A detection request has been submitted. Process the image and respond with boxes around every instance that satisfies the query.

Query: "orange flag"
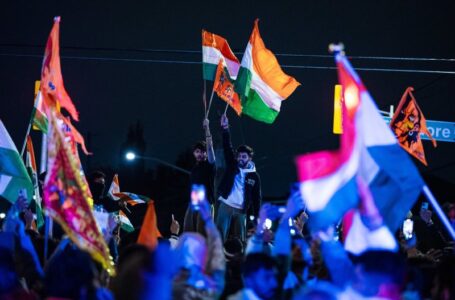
[41,17,79,121]
[137,201,162,250]
[213,60,242,115]
[390,87,437,166]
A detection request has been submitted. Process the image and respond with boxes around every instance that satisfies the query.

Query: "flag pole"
[205,88,215,119]
[20,123,32,157]
[223,102,230,115]
[422,185,455,240]
[203,80,207,116]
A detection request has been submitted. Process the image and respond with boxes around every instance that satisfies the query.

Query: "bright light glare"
[125,152,136,161]
[264,218,272,230]
[0,213,6,219]
[344,85,359,111]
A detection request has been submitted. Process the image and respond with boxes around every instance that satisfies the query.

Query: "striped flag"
[296,50,423,232]
[118,210,134,232]
[25,136,44,228]
[31,90,48,133]
[202,30,240,81]
[235,19,300,124]
[0,120,33,204]
[107,174,120,200]
[113,192,150,206]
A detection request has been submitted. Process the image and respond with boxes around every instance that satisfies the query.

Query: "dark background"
[1,1,455,233]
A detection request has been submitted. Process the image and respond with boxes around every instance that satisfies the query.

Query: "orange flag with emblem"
[214,61,242,115]
[390,87,436,166]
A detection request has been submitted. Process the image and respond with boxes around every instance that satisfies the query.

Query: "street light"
[124,151,190,175]
[125,151,136,161]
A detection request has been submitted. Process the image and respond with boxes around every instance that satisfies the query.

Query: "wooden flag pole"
[423,185,455,240]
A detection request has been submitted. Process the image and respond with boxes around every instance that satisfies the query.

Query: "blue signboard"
[383,117,455,142]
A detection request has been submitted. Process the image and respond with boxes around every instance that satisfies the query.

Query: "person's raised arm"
[203,118,216,164]
[220,114,235,164]
[198,197,225,296]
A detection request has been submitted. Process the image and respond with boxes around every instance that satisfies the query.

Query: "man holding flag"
[216,114,261,243]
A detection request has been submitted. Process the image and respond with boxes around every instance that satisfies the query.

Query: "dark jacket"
[217,128,261,217]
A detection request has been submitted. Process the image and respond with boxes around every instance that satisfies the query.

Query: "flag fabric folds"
[25,136,44,228]
[296,51,424,232]
[202,30,240,81]
[43,112,114,274]
[31,91,49,133]
[390,87,436,166]
[108,174,120,200]
[137,201,162,249]
[0,120,33,204]
[214,61,242,115]
[118,210,134,232]
[235,19,300,124]
[113,192,150,206]
[40,17,79,121]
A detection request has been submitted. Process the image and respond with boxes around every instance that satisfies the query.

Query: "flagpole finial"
[329,43,345,55]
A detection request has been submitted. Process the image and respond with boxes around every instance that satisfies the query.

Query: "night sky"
[1,0,455,201]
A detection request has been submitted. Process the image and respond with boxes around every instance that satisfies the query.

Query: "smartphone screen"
[191,184,205,210]
[403,219,413,240]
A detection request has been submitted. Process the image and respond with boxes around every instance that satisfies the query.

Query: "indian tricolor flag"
[119,210,134,232]
[32,82,49,133]
[113,192,150,206]
[26,136,44,229]
[202,30,240,81]
[108,174,120,200]
[0,120,33,204]
[235,19,300,124]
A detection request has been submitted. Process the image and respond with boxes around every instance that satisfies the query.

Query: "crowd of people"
[0,114,454,300]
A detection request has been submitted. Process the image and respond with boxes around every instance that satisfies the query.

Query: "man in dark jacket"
[216,114,261,243]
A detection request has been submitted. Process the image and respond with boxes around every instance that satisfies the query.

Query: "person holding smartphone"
[183,118,216,234]
[216,114,262,243]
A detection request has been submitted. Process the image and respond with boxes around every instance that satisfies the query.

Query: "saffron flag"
[137,201,162,249]
[296,50,423,232]
[214,61,242,115]
[390,87,436,166]
[25,136,44,228]
[202,30,240,81]
[108,174,120,200]
[113,192,150,206]
[43,112,114,275]
[40,17,79,121]
[0,121,33,204]
[235,19,300,124]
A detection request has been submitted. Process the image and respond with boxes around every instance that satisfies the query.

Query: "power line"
[1,53,455,75]
[1,43,455,62]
